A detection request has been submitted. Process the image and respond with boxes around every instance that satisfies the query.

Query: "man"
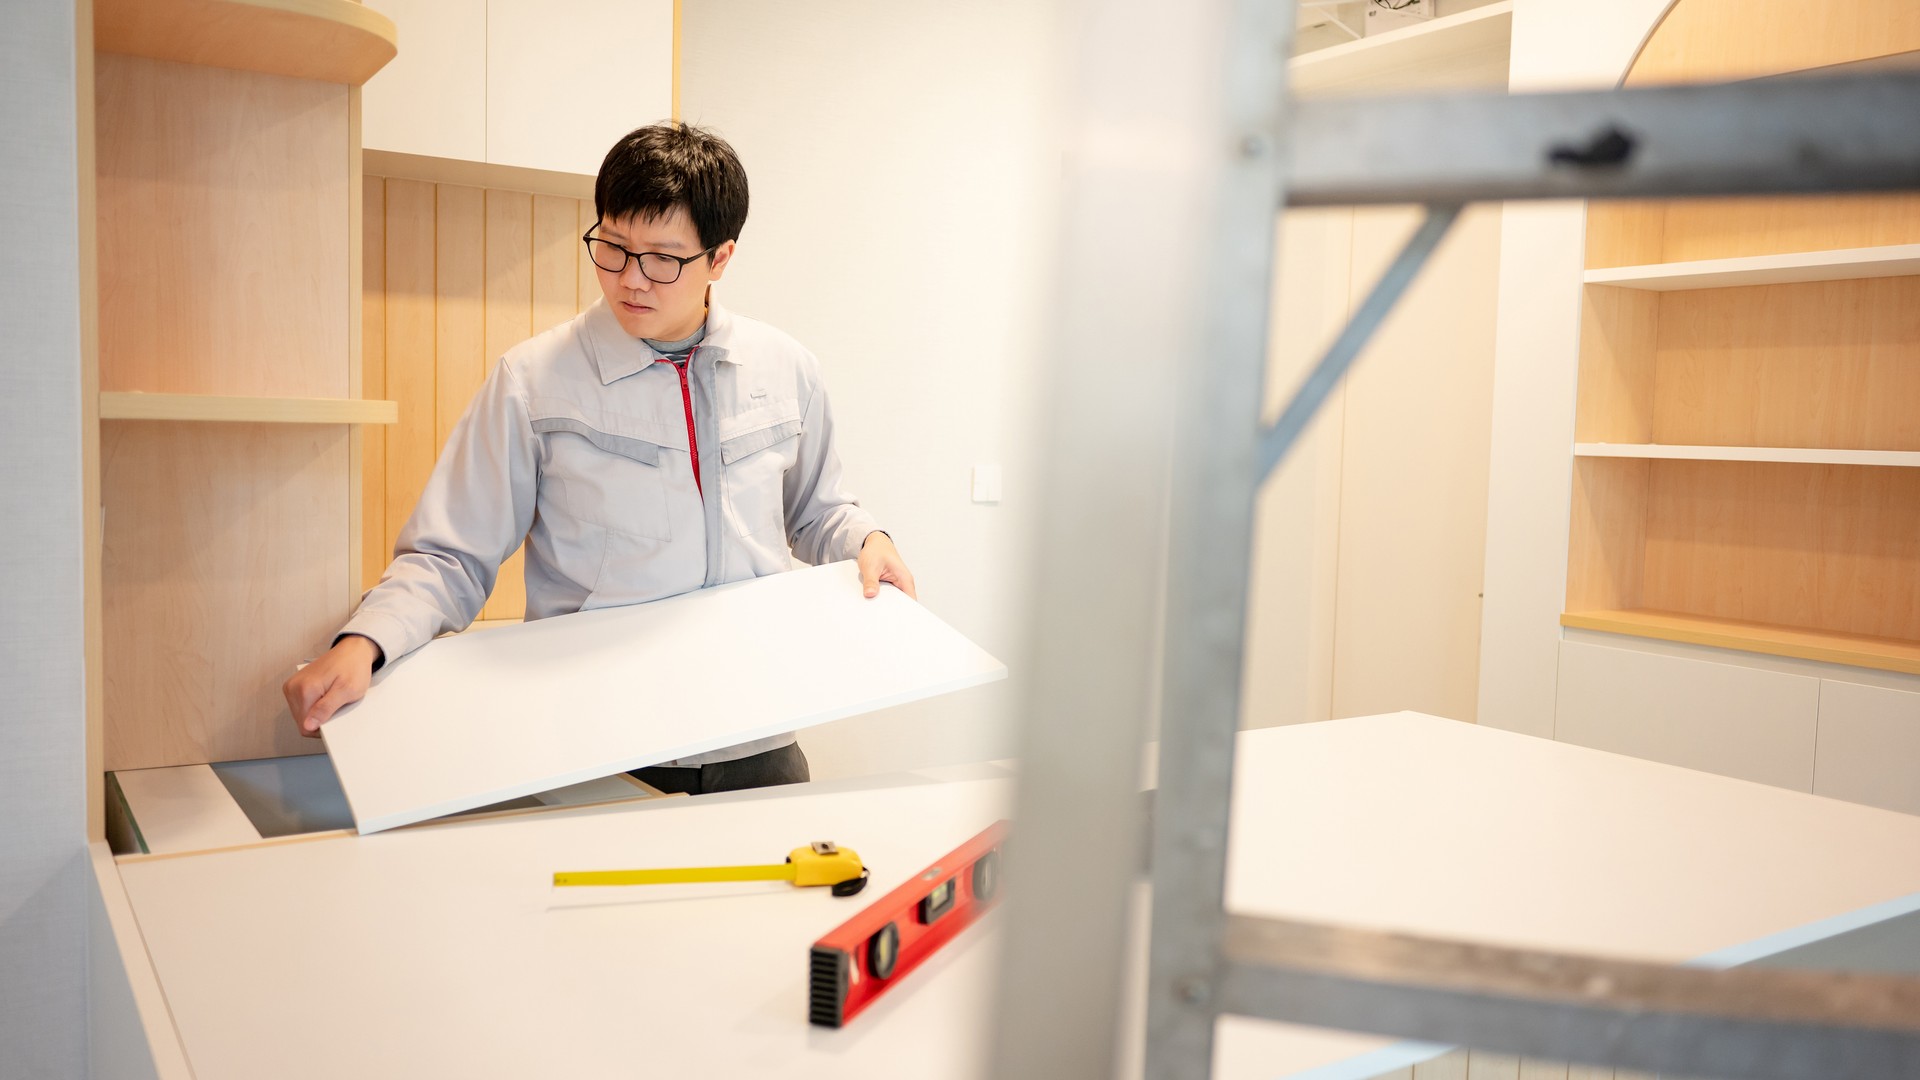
[281,122,913,794]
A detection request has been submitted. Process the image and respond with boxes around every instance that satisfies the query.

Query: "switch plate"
[971,464,1003,504]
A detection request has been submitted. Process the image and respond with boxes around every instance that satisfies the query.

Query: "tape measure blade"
[552,863,796,887]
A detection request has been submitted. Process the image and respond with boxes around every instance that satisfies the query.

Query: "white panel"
[120,716,1920,1078]
[323,560,1007,832]
[1554,640,1819,790]
[360,0,487,162]
[487,0,671,175]
[1243,207,1351,730]
[1476,0,1680,738]
[88,844,189,1080]
[113,764,263,854]
[1332,204,1502,723]
[1815,679,1920,815]
[678,0,1059,779]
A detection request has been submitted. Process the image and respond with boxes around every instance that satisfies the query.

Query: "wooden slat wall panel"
[434,186,486,454]
[382,179,438,593]
[361,178,598,622]
[1641,460,1920,641]
[1651,278,1920,451]
[480,189,534,620]
[361,177,387,592]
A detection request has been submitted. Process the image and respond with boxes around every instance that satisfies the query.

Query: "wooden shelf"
[363,150,596,202]
[1562,609,1920,676]
[100,392,398,425]
[1584,244,1920,291]
[94,0,397,86]
[1291,2,1512,96]
[1575,443,1920,468]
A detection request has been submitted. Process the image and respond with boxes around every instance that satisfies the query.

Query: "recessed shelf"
[100,392,398,425]
[1291,2,1512,96]
[1584,244,1920,291]
[1562,609,1920,677]
[1574,443,1920,468]
[94,0,397,87]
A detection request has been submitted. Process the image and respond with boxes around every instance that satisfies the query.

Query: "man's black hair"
[594,122,749,251]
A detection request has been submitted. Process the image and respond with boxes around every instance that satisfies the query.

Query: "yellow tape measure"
[553,841,871,897]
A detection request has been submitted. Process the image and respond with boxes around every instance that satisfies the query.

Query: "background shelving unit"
[92,0,396,772]
[1562,8,1920,677]
[1291,1,1512,96]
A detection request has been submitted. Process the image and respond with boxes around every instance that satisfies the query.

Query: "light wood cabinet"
[91,1,397,771]
[1561,0,1920,678]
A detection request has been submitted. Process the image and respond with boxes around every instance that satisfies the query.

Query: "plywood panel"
[1564,456,1649,618]
[95,55,348,398]
[1627,0,1920,86]
[1640,461,1920,641]
[1555,639,1819,790]
[1650,278,1920,451]
[322,562,1006,832]
[361,176,387,593]
[435,185,486,452]
[1582,201,1665,270]
[103,423,347,770]
[1573,285,1658,443]
[1656,194,1920,263]
[382,178,436,571]
[1814,679,1920,815]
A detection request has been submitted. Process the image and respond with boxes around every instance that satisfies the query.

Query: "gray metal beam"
[1217,914,1920,1080]
[1287,72,1920,206]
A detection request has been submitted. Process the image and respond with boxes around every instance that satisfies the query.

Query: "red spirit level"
[808,820,1010,1027]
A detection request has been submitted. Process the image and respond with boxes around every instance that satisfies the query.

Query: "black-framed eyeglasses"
[582,226,716,285]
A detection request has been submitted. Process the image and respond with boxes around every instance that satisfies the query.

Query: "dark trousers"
[629,741,810,796]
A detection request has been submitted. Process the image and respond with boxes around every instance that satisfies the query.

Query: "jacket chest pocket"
[533,416,673,541]
[719,411,803,538]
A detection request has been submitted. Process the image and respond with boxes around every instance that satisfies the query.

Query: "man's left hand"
[857,532,917,600]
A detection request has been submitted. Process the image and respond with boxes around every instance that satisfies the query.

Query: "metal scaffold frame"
[987,2,1920,1078]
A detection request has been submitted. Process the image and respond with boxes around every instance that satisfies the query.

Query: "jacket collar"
[582,294,743,386]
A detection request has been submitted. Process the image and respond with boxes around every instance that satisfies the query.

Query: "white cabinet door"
[1815,680,1920,816]
[1554,640,1819,790]
[361,0,488,163]
[486,0,673,176]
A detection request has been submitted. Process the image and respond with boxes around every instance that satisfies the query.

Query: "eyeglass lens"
[585,239,691,284]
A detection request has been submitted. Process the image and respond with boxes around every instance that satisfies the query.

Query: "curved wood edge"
[95,0,398,86]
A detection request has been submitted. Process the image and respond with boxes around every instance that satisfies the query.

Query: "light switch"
[971,464,1003,504]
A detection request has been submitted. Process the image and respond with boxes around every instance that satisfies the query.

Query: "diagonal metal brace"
[1258,202,1461,482]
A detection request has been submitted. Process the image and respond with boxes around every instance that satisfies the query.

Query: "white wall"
[1476,0,1676,736]
[1,0,90,1073]
[678,1,1060,778]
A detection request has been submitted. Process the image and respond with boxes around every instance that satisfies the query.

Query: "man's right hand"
[282,635,381,738]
